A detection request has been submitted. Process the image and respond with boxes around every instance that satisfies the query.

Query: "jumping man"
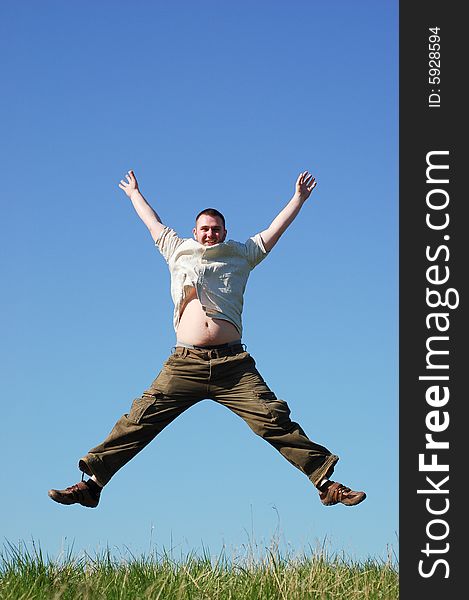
[48,169,366,509]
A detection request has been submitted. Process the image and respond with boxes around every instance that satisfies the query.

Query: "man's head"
[193,208,227,246]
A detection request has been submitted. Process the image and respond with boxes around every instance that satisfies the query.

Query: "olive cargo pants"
[80,345,339,488]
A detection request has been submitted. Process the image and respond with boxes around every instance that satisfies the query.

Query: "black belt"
[174,343,245,359]
[186,341,240,350]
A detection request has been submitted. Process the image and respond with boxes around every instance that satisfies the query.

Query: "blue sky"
[1,1,397,563]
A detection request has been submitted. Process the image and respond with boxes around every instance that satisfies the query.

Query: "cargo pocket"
[128,393,159,424]
[254,390,291,424]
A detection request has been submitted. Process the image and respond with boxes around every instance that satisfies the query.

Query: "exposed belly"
[176,288,240,346]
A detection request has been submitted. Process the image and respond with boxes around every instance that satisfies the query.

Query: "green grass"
[0,540,398,599]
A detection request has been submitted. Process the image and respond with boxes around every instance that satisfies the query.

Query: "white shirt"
[155,226,269,335]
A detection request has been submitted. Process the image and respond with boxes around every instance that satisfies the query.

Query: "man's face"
[193,214,227,246]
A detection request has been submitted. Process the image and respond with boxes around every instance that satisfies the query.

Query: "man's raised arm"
[260,171,317,252]
[118,170,166,243]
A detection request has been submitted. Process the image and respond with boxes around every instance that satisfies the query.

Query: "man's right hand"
[117,169,165,242]
[118,170,139,199]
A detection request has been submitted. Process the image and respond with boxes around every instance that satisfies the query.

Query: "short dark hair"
[195,208,226,229]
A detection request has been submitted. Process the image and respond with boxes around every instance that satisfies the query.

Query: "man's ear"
[192,227,197,239]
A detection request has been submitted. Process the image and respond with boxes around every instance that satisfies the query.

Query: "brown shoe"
[48,479,101,508]
[319,481,366,506]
